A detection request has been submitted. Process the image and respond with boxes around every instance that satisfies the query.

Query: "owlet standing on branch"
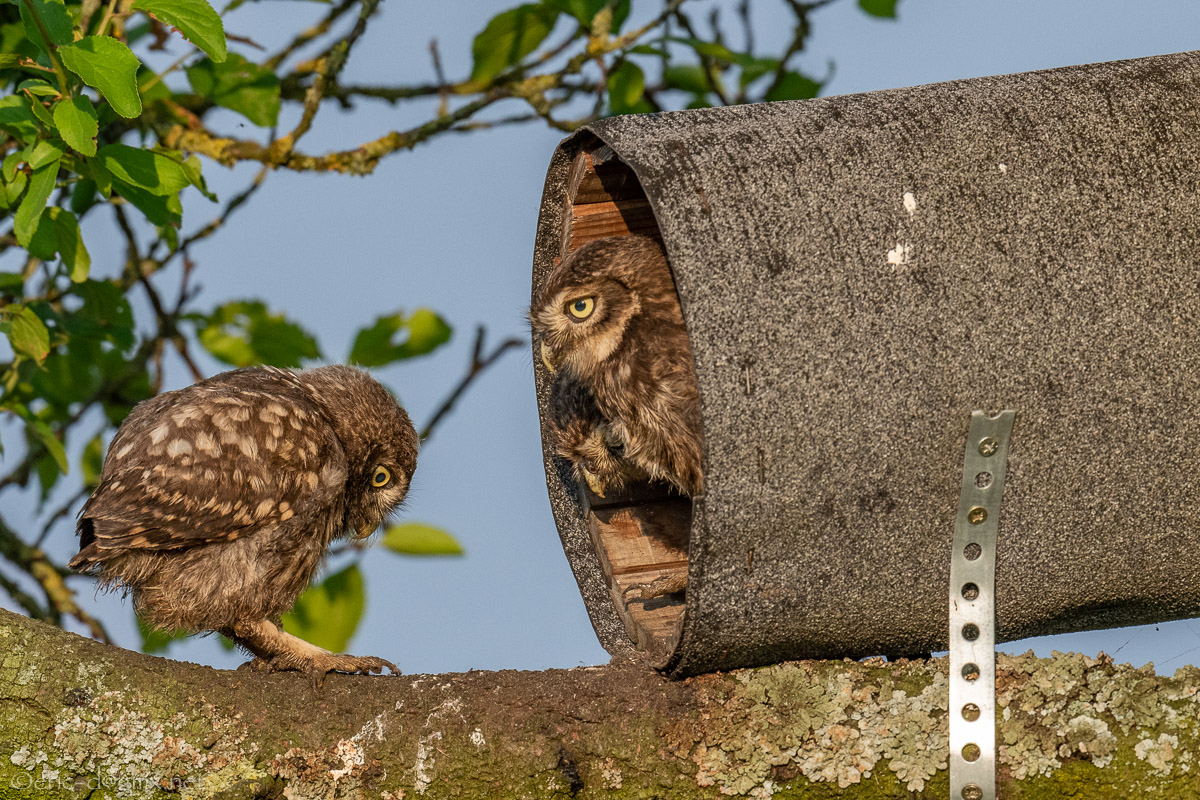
[532,235,704,498]
[70,364,418,678]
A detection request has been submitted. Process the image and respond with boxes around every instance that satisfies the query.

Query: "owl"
[69,364,418,678]
[532,235,703,498]
[548,375,646,499]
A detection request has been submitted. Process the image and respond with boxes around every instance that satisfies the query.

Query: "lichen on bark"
[1,609,1198,799]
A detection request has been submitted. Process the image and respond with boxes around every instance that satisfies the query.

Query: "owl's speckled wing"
[71,373,347,568]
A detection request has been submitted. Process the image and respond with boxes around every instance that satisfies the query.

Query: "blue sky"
[7,0,1200,675]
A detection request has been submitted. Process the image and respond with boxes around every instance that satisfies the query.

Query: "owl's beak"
[353,522,377,539]
[540,341,557,374]
[582,468,606,498]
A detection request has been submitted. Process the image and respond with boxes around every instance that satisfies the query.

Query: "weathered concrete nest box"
[531,50,1200,677]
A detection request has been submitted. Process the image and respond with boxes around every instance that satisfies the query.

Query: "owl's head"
[530,235,672,381]
[297,365,419,539]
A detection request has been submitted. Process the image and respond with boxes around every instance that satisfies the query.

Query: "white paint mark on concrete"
[887,243,912,266]
[903,191,917,217]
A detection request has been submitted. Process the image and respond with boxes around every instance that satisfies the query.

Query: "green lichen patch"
[674,658,950,796]
[3,687,269,800]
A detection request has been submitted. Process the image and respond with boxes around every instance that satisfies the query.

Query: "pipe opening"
[556,141,691,663]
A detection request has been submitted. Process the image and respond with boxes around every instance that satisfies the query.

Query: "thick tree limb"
[1,609,1198,798]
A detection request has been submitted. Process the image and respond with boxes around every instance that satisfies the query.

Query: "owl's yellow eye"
[371,466,391,488]
[566,296,595,320]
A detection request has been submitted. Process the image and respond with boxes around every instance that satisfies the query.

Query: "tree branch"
[419,327,523,443]
[1,608,1197,798]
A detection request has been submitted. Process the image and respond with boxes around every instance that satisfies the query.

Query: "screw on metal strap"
[949,410,1015,800]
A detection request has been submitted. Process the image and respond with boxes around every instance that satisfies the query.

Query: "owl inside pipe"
[70,364,417,679]
[531,235,704,498]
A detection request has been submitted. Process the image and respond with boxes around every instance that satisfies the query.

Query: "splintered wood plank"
[613,573,686,655]
[568,150,645,205]
[586,498,689,659]
[568,199,661,251]
[587,499,690,576]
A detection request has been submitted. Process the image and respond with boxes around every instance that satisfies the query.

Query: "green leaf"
[25,205,58,260]
[71,279,136,349]
[764,70,820,102]
[0,94,41,141]
[470,3,559,84]
[13,151,59,247]
[179,153,216,201]
[858,0,898,18]
[0,54,22,70]
[18,79,60,98]
[739,57,779,89]
[137,614,189,654]
[348,308,452,367]
[52,96,98,156]
[663,64,717,95]
[544,0,628,31]
[607,60,644,114]
[114,180,182,226]
[27,139,63,169]
[59,37,144,119]
[3,304,50,362]
[186,54,279,127]
[25,93,56,130]
[132,0,227,62]
[51,207,89,281]
[282,565,364,653]
[381,522,465,556]
[669,36,740,64]
[70,176,98,214]
[18,0,73,54]
[96,143,190,196]
[82,433,104,487]
[195,300,321,368]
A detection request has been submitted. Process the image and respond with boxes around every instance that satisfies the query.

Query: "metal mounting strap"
[949,410,1015,800]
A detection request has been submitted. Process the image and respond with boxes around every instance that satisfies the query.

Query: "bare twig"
[419,327,523,443]
[430,39,450,117]
[271,0,384,163]
[262,0,359,73]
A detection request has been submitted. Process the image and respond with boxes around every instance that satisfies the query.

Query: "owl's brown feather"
[548,375,646,498]
[73,376,343,563]
[532,235,703,496]
[71,364,418,678]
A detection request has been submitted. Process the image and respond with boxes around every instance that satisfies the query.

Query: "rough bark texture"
[1,609,1198,799]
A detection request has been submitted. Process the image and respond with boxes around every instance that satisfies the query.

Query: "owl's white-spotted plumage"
[72,364,417,677]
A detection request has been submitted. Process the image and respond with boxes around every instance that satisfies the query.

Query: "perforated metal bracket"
[949,410,1015,800]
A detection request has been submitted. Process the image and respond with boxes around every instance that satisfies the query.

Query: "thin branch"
[271,0,383,163]
[18,0,70,96]
[35,485,90,547]
[262,0,359,73]
[430,39,450,117]
[673,9,731,105]
[419,327,523,443]
[165,90,509,175]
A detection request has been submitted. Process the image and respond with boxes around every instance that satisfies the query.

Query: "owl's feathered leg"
[229,619,398,684]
